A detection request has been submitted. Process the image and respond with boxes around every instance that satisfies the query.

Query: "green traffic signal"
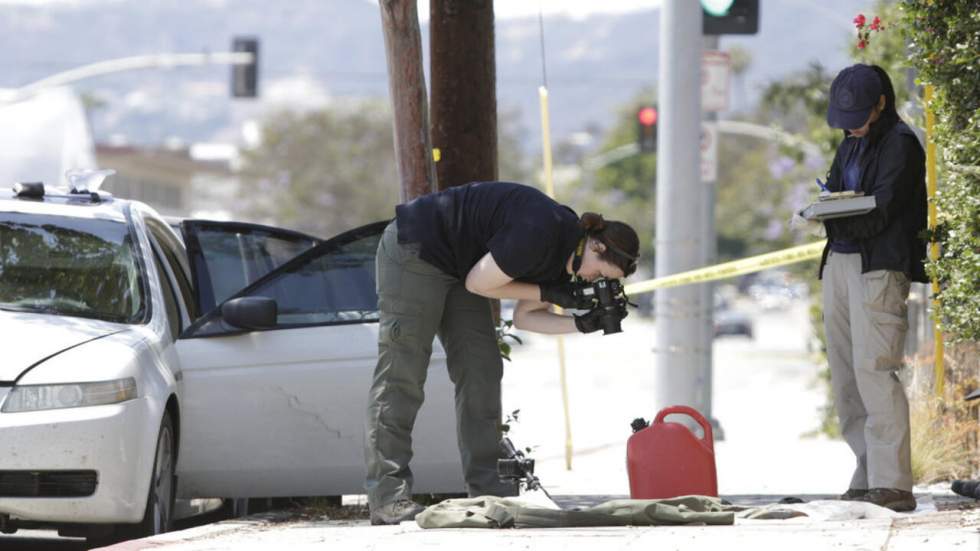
[701,0,735,17]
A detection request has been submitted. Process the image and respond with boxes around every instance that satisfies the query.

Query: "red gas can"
[626,405,717,499]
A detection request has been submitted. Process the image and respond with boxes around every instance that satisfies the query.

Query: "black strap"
[570,238,585,277]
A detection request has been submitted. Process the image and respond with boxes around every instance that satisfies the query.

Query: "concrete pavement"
[96,505,979,551]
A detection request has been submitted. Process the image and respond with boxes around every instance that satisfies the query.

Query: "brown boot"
[839,488,868,501]
[858,488,917,512]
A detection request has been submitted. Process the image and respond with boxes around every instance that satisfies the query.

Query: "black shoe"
[370,499,425,526]
[952,480,980,499]
[839,488,868,501]
[857,488,916,512]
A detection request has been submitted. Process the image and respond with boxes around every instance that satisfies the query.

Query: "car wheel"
[130,412,177,538]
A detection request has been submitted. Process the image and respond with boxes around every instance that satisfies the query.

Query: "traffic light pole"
[654,1,708,422]
[0,51,255,104]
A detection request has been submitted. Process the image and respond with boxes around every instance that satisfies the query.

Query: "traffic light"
[702,0,759,35]
[231,36,260,98]
[636,106,658,153]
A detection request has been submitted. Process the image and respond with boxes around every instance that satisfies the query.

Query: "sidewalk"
[97,505,979,551]
[98,301,980,550]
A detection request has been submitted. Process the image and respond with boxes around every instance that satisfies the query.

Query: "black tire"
[129,412,177,537]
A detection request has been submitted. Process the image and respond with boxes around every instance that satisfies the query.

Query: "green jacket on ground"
[416,495,739,529]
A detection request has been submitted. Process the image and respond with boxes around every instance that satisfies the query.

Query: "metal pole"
[654,0,705,417]
[1,52,254,104]
[700,35,719,436]
[538,87,574,471]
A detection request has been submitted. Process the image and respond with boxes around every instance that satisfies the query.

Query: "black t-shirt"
[395,181,582,283]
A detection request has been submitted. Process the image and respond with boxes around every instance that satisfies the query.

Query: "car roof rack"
[11,181,114,204]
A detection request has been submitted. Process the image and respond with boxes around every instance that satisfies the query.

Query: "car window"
[151,247,181,339]
[249,229,381,326]
[182,222,319,314]
[0,212,145,323]
[183,221,386,338]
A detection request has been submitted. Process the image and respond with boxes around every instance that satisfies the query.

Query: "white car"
[0,183,462,541]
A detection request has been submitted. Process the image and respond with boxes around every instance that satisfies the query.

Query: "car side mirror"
[221,296,277,330]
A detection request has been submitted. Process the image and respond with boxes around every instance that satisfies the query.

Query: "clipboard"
[799,192,876,221]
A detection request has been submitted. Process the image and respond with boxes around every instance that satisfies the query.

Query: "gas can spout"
[630,418,650,433]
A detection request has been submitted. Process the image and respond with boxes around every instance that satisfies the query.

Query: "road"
[499,295,852,496]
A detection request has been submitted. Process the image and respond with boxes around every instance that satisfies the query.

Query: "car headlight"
[1,378,137,413]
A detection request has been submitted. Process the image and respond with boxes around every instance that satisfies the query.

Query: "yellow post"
[538,85,574,470]
[925,85,944,397]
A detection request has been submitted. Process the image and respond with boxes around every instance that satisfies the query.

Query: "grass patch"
[910,382,978,485]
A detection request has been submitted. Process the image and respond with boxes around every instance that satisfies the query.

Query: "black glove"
[573,308,603,334]
[540,281,592,309]
[574,303,628,334]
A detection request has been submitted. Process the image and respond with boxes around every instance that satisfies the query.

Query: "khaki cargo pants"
[823,251,912,492]
[364,221,516,510]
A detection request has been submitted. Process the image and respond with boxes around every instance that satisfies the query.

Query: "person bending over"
[365,181,639,525]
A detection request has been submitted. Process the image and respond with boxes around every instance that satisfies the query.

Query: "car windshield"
[0,212,144,323]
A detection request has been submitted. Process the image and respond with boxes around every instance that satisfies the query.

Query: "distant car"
[0,183,461,542]
[713,309,753,339]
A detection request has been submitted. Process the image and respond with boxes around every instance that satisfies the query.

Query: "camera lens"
[600,311,622,334]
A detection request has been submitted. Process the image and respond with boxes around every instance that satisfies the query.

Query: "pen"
[816,178,829,193]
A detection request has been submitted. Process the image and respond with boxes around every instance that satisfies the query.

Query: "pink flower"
[853,13,866,28]
[870,16,881,31]
[857,40,867,49]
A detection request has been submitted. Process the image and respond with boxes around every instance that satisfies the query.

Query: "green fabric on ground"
[416,495,740,529]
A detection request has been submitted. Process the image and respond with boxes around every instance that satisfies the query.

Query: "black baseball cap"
[827,64,883,130]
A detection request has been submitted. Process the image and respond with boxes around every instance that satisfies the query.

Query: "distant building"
[96,143,240,218]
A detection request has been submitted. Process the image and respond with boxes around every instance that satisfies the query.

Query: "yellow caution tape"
[624,240,827,296]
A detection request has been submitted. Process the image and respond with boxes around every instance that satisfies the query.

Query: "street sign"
[701,122,718,182]
[701,51,730,113]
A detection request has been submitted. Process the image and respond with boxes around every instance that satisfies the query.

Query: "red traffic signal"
[637,106,658,127]
[636,106,658,153]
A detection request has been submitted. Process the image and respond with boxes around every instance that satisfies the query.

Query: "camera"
[497,437,551,498]
[586,278,630,335]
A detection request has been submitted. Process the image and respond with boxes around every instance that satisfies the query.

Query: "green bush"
[903,1,980,341]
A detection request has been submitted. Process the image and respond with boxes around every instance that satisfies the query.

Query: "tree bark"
[430,0,497,190]
[379,0,437,201]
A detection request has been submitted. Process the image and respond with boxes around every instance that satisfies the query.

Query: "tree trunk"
[379,0,437,201]
[430,0,497,190]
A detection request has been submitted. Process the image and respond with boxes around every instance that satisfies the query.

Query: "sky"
[423,0,662,21]
[1,0,662,18]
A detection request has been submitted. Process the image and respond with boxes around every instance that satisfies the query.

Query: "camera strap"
[571,238,586,276]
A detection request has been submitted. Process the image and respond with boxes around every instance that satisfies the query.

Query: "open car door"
[173,221,462,498]
[179,220,322,314]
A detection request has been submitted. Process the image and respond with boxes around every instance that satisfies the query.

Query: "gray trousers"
[822,251,912,491]
[365,222,516,508]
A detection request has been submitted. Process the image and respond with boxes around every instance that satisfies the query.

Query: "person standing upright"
[819,64,928,512]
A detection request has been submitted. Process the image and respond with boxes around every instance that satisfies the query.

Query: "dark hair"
[864,65,899,146]
[579,212,640,277]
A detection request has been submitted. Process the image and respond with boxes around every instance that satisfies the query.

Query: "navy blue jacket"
[818,115,929,283]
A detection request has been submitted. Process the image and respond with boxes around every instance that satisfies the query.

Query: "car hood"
[0,310,128,382]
